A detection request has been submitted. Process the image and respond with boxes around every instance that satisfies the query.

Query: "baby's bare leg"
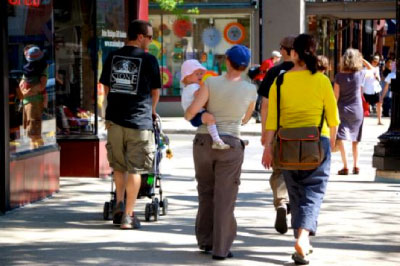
[201,112,216,125]
[201,112,230,149]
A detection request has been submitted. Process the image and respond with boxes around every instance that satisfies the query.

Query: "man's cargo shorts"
[105,121,155,174]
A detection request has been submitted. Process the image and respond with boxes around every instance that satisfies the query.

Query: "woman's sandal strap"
[338,168,349,175]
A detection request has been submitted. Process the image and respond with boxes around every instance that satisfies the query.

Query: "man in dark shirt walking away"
[258,35,296,234]
[100,20,161,229]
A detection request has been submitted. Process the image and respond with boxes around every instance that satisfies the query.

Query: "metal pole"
[372,1,400,179]
[259,0,263,63]
[94,0,98,136]
[389,0,400,133]
[1,0,11,214]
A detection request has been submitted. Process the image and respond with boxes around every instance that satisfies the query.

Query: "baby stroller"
[103,114,171,222]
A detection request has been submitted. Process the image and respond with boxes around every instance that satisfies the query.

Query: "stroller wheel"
[145,203,151,222]
[161,198,168,216]
[153,202,159,221]
[103,202,110,220]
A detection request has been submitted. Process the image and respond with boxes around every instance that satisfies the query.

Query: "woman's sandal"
[353,167,360,175]
[292,251,310,265]
[338,168,349,175]
[292,245,313,265]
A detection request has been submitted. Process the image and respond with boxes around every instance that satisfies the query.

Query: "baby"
[180,59,229,149]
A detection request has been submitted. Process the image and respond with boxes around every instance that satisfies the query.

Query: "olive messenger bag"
[272,72,325,170]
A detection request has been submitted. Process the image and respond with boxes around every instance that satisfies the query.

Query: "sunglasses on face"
[143,34,153,40]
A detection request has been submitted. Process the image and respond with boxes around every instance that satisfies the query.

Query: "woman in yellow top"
[262,34,340,265]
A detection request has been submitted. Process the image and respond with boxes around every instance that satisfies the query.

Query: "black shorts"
[363,93,380,105]
[190,110,207,127]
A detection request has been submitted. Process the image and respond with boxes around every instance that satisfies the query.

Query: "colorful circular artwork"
[201,70,218,83]
[148,40,161,59]
[202,27,222,48]
[223,22,245,44]
[161,67,172,88]
[173,19,192,38]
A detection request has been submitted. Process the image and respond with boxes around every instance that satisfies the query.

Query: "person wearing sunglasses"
[99,20,161,230]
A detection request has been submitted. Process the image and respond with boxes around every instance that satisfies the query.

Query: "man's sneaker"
[112,201,125,225]
[212,142,230,150]
[275,204,288,234]
[120,214,141,229]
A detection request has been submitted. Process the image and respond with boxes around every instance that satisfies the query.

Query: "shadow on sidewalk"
[1,172,399,265]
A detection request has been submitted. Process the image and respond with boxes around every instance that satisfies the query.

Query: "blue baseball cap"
[225,45,251,67]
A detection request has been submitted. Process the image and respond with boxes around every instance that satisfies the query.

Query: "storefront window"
[183,0,251,2]
[149,14,251,96]
[54,0,96,136]
[7,0,56,154]
[96,0,129,120]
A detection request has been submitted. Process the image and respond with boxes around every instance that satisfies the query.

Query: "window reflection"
[8,1,56,153]
[54,0,96,136]
[96,0,129,121]
[149,14,251,97]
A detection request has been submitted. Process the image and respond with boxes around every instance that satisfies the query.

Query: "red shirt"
[254,58,275,81]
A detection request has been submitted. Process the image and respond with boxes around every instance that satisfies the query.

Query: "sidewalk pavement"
[1,116,400,266]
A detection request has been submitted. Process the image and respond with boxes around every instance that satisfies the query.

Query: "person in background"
[258,35,296,235]
[382,59,393,79]
[317,55,329,74]
[252,50,282,123]
[362,55,383,125]
[380,64,396,117]
[100,20,161,230]
[185,45,257,260]
[334,49,365,175]
[261,34,339,265]
[381,59,393,117]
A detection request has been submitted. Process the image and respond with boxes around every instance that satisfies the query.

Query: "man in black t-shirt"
[100,20,161,230]
[258,35,295,235]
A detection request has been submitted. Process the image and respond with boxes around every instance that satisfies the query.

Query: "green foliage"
[187,7,199,14]
[152,0,199,15]
[154,0,184,11]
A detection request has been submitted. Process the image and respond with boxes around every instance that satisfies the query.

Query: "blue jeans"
[282,137,331,238]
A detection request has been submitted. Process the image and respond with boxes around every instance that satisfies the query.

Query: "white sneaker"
[212,142,230,150]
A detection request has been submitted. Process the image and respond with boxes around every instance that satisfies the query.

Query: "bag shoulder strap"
[276,71,325,131]
[276,71,286,129]
[319,109,325,130]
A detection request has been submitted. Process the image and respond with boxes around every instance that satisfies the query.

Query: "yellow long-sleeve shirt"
[266,70,340,138]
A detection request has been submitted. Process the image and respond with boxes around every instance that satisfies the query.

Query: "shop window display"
[53,0,128,136]
[54,0,96,136]
[7,0,57,154]
[149,14,251,96]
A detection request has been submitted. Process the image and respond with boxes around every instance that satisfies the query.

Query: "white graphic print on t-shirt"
[110,55,142,95]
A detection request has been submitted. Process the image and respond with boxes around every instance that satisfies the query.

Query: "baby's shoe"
[212,141,230,150]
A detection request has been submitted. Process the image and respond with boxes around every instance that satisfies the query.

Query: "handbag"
[361,94,370,117]
[272,73,325,170]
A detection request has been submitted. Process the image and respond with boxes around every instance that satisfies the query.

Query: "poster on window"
[224,22,245,44]
[202,27,222,48]
[173,19,192,38]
